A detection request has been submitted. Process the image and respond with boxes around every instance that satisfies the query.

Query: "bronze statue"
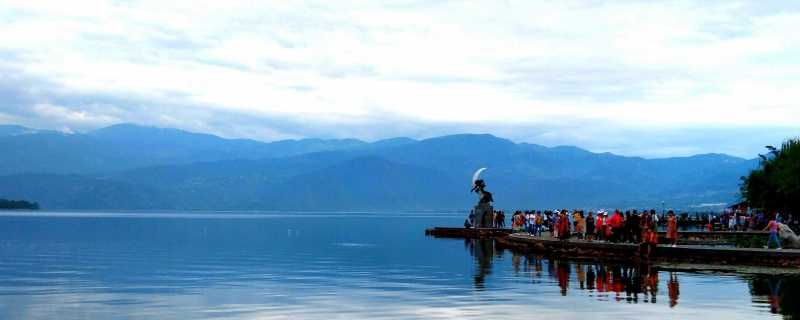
[470,168,495,228]
[471,179,494,204]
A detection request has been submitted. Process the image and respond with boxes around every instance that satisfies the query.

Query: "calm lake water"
[0,211,797,319]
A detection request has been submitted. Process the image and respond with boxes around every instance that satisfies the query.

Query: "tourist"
[558,210,571,241]
[629,210,642,243]
[596,212,607,241]
[551,211,559,238]
[641,210,652,231]
[729,213,737,231]
[609,210,623,243]
[604,212,613,241]
[575,211,585,240]
[740,213,748,231]
[496,211,505,228]
[517,211,527,232]
[763,215,782,250]
[650,209,658,229]
[585,212,595,241]
[526,211,535,235]
[623,211,631,243]
[641,226,658,259]
[534,211,544,237]
[572,210,580,234]
[666,210,678,247]
[468,210,475,228]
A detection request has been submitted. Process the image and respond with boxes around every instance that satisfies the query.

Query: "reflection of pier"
[501,233,800,268]
[426,227,800,268]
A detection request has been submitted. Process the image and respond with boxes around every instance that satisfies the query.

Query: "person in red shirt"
[666,210,678,247]
[641,226,658,259]
[557,210,571,240]
[763,215,782,250]
[609,210,623,242]
[596,212,606,241]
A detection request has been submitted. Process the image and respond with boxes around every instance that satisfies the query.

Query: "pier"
[501,233,800,268]
[426,227,799,268]
[425,227,512,238]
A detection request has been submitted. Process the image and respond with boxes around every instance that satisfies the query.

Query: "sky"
[1,0,799,158]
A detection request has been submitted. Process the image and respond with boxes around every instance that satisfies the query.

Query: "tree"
[0,199,40,210]
[741,138,800,214]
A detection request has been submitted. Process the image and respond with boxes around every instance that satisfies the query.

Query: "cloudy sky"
[1,1,799,158]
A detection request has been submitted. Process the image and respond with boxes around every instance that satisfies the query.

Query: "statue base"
[474,203,494,228]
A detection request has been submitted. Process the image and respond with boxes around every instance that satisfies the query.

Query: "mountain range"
[0,123,758,211]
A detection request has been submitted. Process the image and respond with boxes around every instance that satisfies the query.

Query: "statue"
[471,179,494,204]
[471,168,495,228]
[778,223,800,248]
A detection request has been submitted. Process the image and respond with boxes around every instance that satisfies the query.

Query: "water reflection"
[750,277,800,317]
[464,238,496,290]
[2,213,799,319]
[465,239,800,318]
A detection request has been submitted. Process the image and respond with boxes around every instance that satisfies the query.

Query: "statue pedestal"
[474,203,494,228]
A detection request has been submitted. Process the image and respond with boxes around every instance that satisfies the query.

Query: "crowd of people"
[466,206,791,251]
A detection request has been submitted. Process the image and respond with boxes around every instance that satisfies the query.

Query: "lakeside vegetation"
[0,199,40,210]
[741,138,800,214]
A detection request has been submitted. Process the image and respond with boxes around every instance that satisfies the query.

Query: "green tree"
[0,199,40,210]
[741,138,800,214]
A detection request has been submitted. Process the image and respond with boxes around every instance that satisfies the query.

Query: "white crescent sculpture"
[472,167,487,185]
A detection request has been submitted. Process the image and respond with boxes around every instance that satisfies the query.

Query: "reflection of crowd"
[471,242,793,317]
[513,254,681,307]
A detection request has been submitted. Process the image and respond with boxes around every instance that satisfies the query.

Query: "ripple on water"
[0,213,796,319]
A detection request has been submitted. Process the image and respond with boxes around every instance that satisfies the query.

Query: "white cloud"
[31,103,119,125]
[0,1,799,157]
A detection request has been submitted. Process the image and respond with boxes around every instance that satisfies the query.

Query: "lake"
[0,211,796,319]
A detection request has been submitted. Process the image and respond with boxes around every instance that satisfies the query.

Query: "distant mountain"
[0,174,168,210]
[0,123,759,210]
[0,124,53,136]
[0,123,367,175]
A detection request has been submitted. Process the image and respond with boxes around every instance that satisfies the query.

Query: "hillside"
[0,123,758,210]
[0,123,369,175]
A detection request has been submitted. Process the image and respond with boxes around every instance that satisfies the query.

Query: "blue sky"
[1,1,799,158]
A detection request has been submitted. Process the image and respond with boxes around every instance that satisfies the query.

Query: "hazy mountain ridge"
[0,124,54,136]
[0,123,372,175]
[0,123,758,210]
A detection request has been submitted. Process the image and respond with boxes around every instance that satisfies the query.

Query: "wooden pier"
[425,227,512,239]
[500,233,800,268]
[425,227,799,268]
